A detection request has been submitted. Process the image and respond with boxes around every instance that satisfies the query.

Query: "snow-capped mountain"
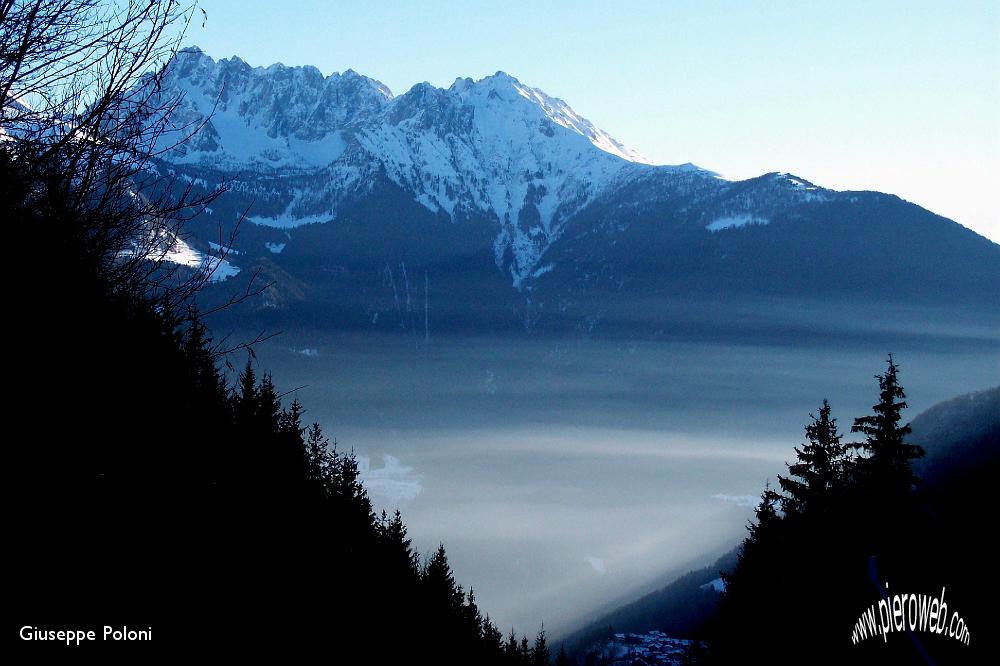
[149,48,999,333]
[155,47,664,286]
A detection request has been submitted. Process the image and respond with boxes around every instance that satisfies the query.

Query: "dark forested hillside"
[552,379,996,666]
[705,365,994,665]
[2,3,542,657]
[5,132,550,661]
[911,386,999,486]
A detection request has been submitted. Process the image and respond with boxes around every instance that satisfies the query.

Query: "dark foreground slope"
[5,148,532,661]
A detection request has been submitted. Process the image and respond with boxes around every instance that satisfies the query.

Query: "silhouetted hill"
[911,385,999,487]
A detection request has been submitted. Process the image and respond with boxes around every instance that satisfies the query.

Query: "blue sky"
[187,0,999,242]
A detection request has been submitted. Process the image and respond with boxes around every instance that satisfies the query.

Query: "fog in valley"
[235,304,999,635]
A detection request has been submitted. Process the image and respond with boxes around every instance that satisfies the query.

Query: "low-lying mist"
[230,307,998,635]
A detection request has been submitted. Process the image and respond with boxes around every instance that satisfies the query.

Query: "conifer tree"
[707,358,934,665]
[777,400,847,517]
[423,543,466,622]
[850,355,924,496]
[182,314,227,408]
[378,509,420,576]
[279,398,305,438]
[305,422,332,486]
[505,629,521,661]
[256,373,281,431]
[531,625,551,666]
[483,619,505,660]
[712,479,790,665]
[338,448,374,522]
[463,587,485,639]
[235,359,258,421]
[520,634,532,664]
[750,481,782,545]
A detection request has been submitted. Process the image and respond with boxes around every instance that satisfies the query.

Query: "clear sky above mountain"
[187,0,999,242]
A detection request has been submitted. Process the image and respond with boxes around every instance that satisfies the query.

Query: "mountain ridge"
[144,48,1000,332]
[155,47,684,286]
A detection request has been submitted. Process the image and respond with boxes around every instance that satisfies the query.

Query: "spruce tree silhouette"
[850,355,925,503]
[531,625,552,666]
[778,399,848,518]
[708,359,936,666]
[505,629,522,662]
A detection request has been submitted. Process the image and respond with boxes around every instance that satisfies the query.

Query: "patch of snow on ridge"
[157,234,240,282]
[248,211,332,228]
[159,234,202,268]
[706,214,770,232]
[208,240,239,254]
[202,255,241,281]
[777,172,818,190]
